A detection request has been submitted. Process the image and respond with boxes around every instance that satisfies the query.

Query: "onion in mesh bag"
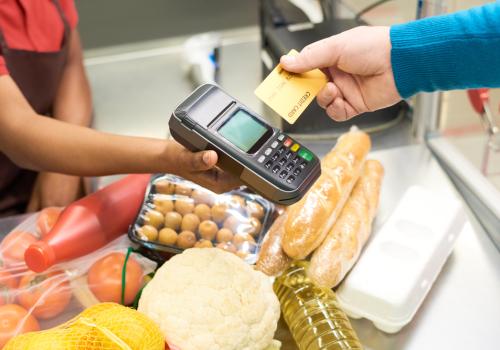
[3,303,164,350]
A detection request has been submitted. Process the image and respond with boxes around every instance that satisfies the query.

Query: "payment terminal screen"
[218,110,268,152]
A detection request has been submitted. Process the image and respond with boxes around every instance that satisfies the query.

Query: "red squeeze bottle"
[25,174,150,273]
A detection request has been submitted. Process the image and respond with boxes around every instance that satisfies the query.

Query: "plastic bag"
[0,208,61,268]
[0,214,156,348]
[129,174,277,264]
[24,174,151,273]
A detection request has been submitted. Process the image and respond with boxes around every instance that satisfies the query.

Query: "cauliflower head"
[138,248,280,350]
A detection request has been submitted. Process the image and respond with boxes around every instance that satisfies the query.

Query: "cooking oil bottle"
[274,261,362,350]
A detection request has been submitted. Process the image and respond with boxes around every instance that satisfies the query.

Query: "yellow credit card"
[254,49,328,124]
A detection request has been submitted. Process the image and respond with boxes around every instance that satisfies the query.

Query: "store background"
[74,0,498,127]
[74,0,499,190]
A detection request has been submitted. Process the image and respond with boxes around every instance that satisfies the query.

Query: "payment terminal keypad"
[257,134,315,185]
[170,83,321,205]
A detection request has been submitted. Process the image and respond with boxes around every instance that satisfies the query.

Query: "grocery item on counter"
[0,208,62,268]
[69,276,101,309]
[166,341,283,350]
[264,340,282,350]
[138,248,281,350]
[36,207,63,238]
[3,303,164,350]
[0,267,74,342]
[65,236,156,309]
[17,270,72,320]
[24,174,151,273]
[129,174,276,264]
[283,128,371,259]
[0,304,40,348]
[0,214,157,346]
[255,214,292,276]
[336,185,466,333]
[0,270,18,305]
[0,230,37,266]
[86,252,144,305]
[274,261,363,350]
[308,160,384,288]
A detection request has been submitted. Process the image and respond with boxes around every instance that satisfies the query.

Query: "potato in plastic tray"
[128,174,276,264]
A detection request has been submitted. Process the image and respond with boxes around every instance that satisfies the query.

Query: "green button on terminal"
[298,148,313,161]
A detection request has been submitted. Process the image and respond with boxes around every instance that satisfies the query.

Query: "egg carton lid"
[336,186,466,333]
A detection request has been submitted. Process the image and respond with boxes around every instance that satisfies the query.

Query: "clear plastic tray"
[128,174,277,264]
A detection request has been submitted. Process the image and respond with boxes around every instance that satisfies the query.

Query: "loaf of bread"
[282,129,371,260]
[255,214,292,276]
[307,160,384,288]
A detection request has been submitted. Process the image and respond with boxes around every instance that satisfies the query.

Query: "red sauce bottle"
[25,174,150,272]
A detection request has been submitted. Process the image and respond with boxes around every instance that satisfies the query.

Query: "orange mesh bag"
[3,303,164,350]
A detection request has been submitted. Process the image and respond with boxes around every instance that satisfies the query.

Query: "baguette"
[308,160,384,288]
[282,129,371,259]
[255,214,292,276]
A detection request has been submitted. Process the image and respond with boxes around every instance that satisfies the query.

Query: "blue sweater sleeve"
[390,2,500,98]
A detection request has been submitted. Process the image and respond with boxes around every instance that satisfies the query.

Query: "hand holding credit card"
[254,49,328,124]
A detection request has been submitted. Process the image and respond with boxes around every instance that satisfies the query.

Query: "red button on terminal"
[284,138,293,147]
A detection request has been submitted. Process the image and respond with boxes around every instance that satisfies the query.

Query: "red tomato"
[17,270,72,320]
[0,231,37,266]
[0,304,39,348]
[87,252,143,305]
[0,270,18,305]
[36,207,63,238]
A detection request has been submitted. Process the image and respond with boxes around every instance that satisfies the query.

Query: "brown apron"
[0,0,70,217]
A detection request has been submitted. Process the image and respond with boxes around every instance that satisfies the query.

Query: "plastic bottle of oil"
[274,261,362,350]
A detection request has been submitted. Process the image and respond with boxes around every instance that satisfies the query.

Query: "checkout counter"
[1,1,498,349]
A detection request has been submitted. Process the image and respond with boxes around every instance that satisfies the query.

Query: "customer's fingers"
[317,82,338,109]
[280,36,341,73]
[330,68,369,113]
[326,98,358,122]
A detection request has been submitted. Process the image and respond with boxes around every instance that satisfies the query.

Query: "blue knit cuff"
[390,2,500,99]
[390,21,457,99]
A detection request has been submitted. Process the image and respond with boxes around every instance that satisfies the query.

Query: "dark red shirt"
[0,0,78,75]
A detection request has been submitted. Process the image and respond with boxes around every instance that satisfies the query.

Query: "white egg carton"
[336,185,466,333]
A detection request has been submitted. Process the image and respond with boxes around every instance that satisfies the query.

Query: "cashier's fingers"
[317,82,338,109]
[27,184,41,212]
[195,168,242,194]
[177,148,218,172]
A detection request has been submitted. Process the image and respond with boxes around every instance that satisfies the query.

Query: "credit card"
[254,49,328,124]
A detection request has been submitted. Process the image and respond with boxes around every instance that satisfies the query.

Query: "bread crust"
[308,160,384,288]
[282,130,371,259]
[255,214,291,276]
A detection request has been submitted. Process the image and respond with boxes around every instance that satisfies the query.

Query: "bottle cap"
[24,241,56,273]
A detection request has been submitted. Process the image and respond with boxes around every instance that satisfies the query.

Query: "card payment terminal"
[169,84,321,205]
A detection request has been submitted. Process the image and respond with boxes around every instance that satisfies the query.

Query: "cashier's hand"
[27,172,83,212]
[165,141,241,193]
[280,26,401,121]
